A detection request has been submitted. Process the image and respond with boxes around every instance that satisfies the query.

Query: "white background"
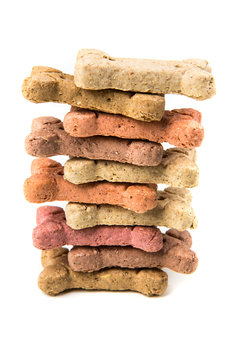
[1,1,239,359]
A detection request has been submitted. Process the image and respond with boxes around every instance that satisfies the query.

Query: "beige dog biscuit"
[74,49,216,100]
[64,148,199,188]
[22,66,165,121]
[38,248,168,296]
[66,187,197,231]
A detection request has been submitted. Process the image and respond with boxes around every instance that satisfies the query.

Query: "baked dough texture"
[38,248,168,296]
[64,147,199,188]
[63,107,204,148]
[68,229,198,274]
[33,206,163,252]
[25,117,163,166]
[65,187,197,231]
[22,66,165,121]
[24,158,158,213]
[74,49,216,100]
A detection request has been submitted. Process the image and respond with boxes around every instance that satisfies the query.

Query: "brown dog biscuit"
[66,187,197,231]
[64,147,199,188]
[74,49,215,100]
[64,107,204,148]
[22,66,165,122]
[38,248,168,296]
[33,206,163,252]
[25,117,163,166]
[68,229,198,274]
[24,158,158,213]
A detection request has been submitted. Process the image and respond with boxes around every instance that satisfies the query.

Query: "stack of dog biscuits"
[23,50,215,296]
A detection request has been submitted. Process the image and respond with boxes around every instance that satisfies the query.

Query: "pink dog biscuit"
[25,117,163,166]
[24,158,158,213]
[68,229,198,274]
[33,206,163,252]
[64,108,204,148]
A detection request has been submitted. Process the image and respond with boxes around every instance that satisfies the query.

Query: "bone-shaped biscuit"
[25,117,163,166]
[24,158,158,213]
[64,107,204,148]
[68,229,198,274]
[38,248,168,296]
[74,49,216,100]
[33,206,163,252]
[64,147,199,188]
[22,66,165,122]
[66,187,197,231]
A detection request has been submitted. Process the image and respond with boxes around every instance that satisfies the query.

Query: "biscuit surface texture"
[74,49,216,100]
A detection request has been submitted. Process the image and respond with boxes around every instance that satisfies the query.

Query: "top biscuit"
[74,49,216,100]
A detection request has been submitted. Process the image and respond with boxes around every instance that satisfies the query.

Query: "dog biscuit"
[38,248,168,296]
[66,187,197,231]
[24,158,158,213]
[22,66,165,121]
[25,117,163,166]
[68,229,198,274]
[64,147,199,188]
[64,107,204,148]
[33,206,163,252]
[74,49,215,100]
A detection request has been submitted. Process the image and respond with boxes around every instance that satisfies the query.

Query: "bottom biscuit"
[38,248,168,296]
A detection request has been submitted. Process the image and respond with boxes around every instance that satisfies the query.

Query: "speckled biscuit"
[33,206,163,252]
[22,66,165,122]
[24,158,158,213]
[64,107,204,148]
[38,248,168,296]
[68,229,198,274]
[64,148,199,188]
[25,117,163,166]
[66,187,197,231]
[74,49,216,100]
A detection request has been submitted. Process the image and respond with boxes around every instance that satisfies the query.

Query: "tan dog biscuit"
[64,148,199,188]
[24,158,158,213]
[68,229,198,274]
[38,248,168,296]
[64,107,204,148]
[25,117,163,166]
[74,49,216,100]
[22,66,165,121]
[66,187,197,231]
